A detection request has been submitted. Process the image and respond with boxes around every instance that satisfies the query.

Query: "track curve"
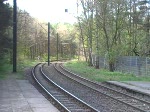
[32,63,99,112]
[52,62,150,112]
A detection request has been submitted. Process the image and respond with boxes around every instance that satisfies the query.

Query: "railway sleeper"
[57,99,72,102]
[120,98,135,102]
[56,96,72,99]
[68,106,90,109]
[68,108,91,112]
[115,96,123,99]
[64,102,86,109]
[129,102,144,106]
[131,104,146,108]
[50,91,62,94]
[53,95,68,98]
[136,105,150,110]
[63,102,76,105]
[52,93,66,97]
[63,104,85,109]
[123,100,138,103]
[53,93,66,95]
[59,99,72,102]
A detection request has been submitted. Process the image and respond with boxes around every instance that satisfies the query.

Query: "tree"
[138,0,150,56]
[17,10,48,59]
[0,0,11,31]
[93,0,128,71]
[0,0,12,62]
[53,23,77,59]
[76,0,150,72]
[79,0,94,66]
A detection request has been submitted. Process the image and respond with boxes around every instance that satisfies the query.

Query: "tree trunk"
[95,55,100,69]
[88,49,93,66]
[78,18,88,62]
[109,62,115,72]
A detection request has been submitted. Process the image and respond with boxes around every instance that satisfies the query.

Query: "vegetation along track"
[32,63,99,112]
[50,62,150,112]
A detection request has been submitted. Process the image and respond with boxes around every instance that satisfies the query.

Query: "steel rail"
[59,63,150,111]
[32,63,99,112]
[40,64,100,112]
[32,63,70,112]
[104,81,150,98]
[59,63,150,105]
[52,63,149,112]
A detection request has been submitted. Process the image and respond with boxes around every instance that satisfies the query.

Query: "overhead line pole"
[48,22,50,66]
[13,0,17,72]
[57,33,59,61]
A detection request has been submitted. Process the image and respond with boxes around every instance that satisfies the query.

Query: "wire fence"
[91,55,150,76]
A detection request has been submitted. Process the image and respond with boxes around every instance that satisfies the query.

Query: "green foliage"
[76,0,150,72]
[64,61,150,82]
[0,0,12,31]
[0,55,12,79]
[0,0,12,61]
[0,64,12,79]
[0,53,39,80]
[17,55,39,71]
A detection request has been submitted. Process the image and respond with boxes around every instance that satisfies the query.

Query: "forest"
[0,0,150,72]
[77,0,150,71]
[0,0,12,64]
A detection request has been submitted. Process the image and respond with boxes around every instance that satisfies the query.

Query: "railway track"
[32,63,99,112]
[52,63,150,112]
[103,81,150,102]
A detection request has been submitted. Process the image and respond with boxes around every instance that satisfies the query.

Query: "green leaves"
[64,60,150,82]
[0,0,12,31]
[0,1,12,61]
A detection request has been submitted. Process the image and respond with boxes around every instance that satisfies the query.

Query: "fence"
[91,55,150,76]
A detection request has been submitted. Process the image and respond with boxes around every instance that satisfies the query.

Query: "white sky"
[7,0,78,24]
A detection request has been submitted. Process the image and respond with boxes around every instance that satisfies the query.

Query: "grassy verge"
[0,59,39,80]
[64,61,150,82]
[0,63,12,79]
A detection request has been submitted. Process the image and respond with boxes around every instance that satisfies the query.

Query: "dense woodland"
[0,1,76,63]
[0,0,150,72]
[0,0,12,64]
[77,0,150,71]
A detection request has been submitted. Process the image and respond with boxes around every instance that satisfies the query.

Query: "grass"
[64,60,150,82]
[0,63,12,79]
[0,59,39,80]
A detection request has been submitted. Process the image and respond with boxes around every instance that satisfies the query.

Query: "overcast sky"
[6,0,78,23]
